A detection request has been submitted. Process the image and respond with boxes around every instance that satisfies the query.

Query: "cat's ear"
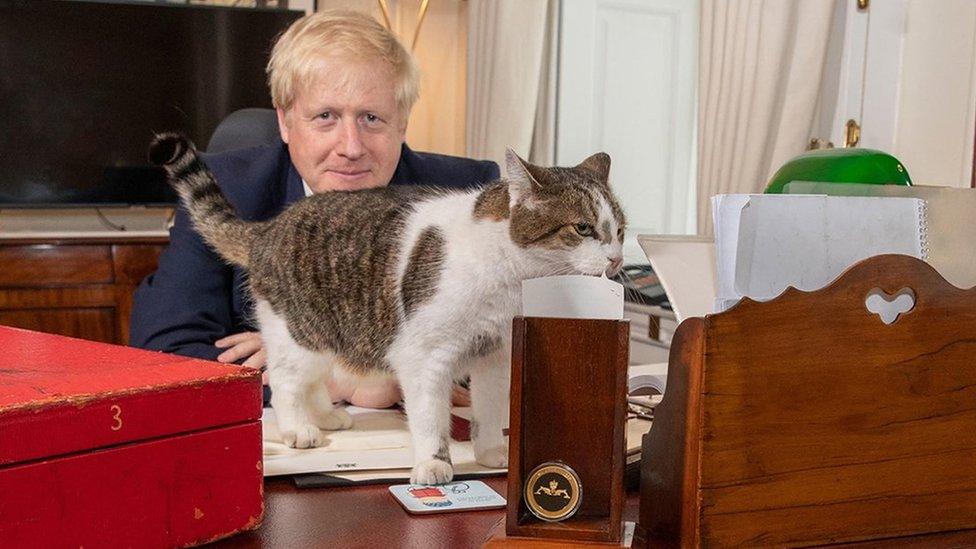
[577,152,611,183]
[505,148,543,207]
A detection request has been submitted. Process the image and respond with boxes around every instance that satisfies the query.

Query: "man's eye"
[317,112,333,121]
[574,223,594,237]
[364,113,382,125]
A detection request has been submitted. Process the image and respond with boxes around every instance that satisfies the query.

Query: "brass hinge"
[857,0,869,11]
[844,119,861,148]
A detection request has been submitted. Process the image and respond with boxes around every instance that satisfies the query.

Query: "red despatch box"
[0,326,264,547]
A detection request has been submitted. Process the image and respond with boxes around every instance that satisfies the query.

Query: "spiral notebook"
[785,182,976,290]
[713,194,928,310]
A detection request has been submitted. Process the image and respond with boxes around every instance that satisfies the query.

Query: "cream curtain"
[697,0,836,235]
[466,0,558,169]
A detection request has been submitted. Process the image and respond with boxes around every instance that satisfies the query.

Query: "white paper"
[786,182,976,289]
[262,406,506,477]
[636,234,717,322]
[521,275,624,320]
[713,194,926,310]
[711,194,753,305]
[262,406,415,476]
[628,362,668,396]
[263,405,649,478]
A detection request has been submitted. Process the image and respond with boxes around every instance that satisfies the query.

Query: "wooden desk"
[212,477,639,548]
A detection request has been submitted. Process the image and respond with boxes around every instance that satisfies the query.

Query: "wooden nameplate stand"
[633,254,976,548]
[486,317,630,547]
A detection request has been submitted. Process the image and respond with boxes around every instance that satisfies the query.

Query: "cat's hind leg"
[468,344,510,469]
[256,300,347,449]
[307,350,353,431]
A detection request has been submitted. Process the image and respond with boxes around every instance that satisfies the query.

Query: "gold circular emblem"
[523,462,582,522]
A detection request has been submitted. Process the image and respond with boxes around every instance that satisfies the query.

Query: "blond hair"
[267,10,419,114]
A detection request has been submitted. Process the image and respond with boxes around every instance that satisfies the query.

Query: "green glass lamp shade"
[765,148,912,194]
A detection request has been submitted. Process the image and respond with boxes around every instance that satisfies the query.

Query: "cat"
[149,133,626,485]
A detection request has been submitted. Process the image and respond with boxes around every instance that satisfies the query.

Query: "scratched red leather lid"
[0,326,262,466]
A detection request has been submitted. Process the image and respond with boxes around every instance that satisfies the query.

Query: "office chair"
[206,108,280,153]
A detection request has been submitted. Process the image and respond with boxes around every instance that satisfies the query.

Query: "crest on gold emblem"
[524,462,582,522]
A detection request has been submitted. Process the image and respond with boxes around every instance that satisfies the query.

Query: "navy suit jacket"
[130,141,499,361]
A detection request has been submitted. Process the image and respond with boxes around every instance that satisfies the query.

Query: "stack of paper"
[785,182,976,289]
[712,194,928,310]
[262,406,505,479]
[628,362,668,396]
[262,405,649,483]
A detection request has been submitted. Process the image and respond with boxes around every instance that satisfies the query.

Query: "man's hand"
[451,385,472,407]
[215,331,267,371]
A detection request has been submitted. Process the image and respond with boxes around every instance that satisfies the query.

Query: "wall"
[319,0,467,156]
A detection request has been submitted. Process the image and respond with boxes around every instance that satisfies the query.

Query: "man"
[130,11,499,406]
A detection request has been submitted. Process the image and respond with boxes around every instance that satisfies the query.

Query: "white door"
[819,0,976,188]
[556,0,699,262]
[817,0,906,151]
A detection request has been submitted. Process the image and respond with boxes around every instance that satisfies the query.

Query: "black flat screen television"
[0,0,302,207]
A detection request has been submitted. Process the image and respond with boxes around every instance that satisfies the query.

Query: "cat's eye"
[574,223,594,237]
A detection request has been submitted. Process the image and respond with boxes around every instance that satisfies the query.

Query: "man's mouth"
[329,170,369,177]
[328,169,370,181]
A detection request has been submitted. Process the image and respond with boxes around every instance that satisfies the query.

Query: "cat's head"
[505,150,626,278]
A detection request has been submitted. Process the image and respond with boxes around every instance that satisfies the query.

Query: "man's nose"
[337,120,364,159]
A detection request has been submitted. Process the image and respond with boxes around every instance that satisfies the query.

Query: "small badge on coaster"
[524,462,582,522]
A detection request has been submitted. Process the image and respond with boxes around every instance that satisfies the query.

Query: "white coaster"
[389,480,507,514]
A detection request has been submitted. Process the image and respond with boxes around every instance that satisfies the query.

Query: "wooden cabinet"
[0,237,167,345]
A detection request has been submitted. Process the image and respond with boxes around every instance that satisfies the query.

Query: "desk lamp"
[765,148,912,194]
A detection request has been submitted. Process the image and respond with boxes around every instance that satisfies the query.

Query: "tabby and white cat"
[150,134,626,485]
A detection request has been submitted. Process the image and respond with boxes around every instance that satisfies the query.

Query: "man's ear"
[276,107,290,144]
[577,152,611,182]
[506,148,542,208]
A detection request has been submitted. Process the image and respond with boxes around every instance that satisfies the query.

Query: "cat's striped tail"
[149,133,254,268]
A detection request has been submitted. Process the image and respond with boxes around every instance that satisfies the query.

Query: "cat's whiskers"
[616,266,650,304]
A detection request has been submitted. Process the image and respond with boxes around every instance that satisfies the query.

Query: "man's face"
[277,60,406,192]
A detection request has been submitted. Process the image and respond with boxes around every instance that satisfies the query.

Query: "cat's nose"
[605,256,624,277]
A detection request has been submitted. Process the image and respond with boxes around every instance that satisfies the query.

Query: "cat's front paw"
[281,424,325,449]
[315,408,353,431]
[411,459,454,485]
[475,446,508,468]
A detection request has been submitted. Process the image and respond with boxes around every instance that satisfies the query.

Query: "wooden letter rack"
[490,316,629,546]
[633,255,976,547]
